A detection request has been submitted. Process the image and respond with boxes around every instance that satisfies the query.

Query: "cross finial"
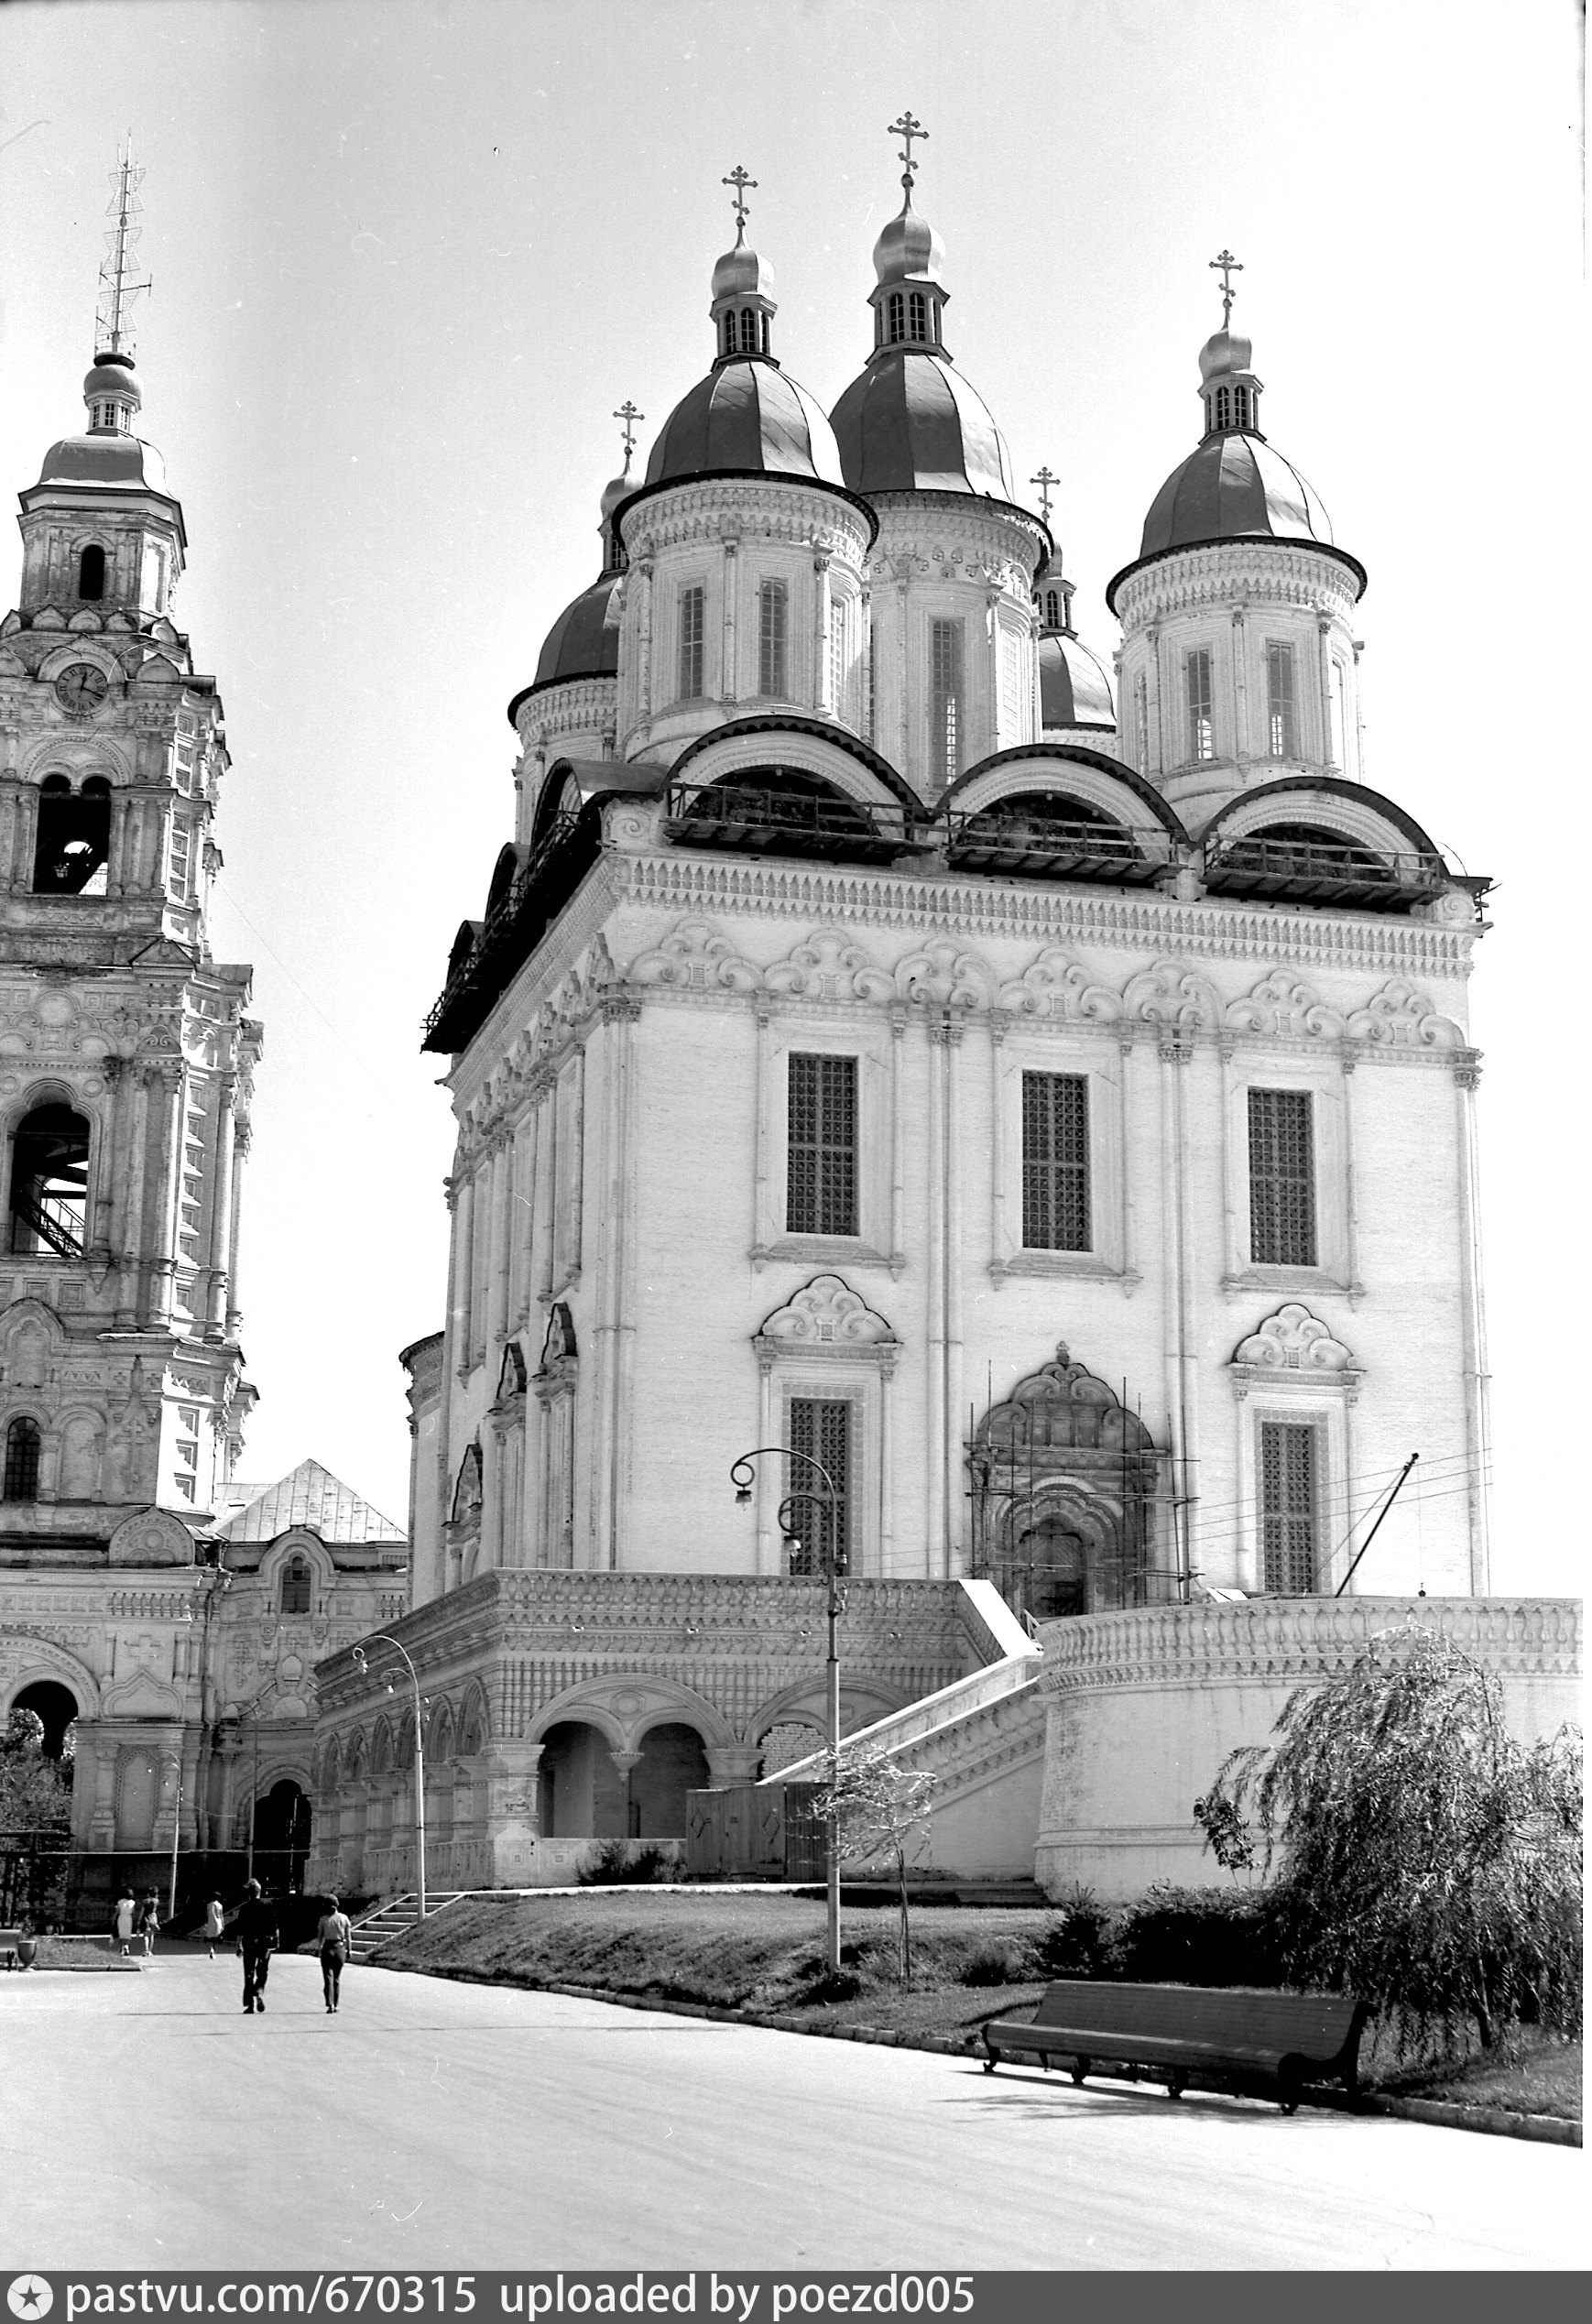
[723,164,757,240]
[888,111,928,196]
[1030,465,1058,524]
[1209,247,1243,329]
[96,136,153,361]
[613,400,644,475]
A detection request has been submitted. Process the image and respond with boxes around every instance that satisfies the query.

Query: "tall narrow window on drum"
[1186,648,1214,761]
[1021,1072,1090,1251]
[1259,1419,1319,1593]
[1001,627,1022,743]
[1266,641,1297,758]
[1135,673,1150,776]
[758,579,788,699]
[1330,660,1347,770]
[788,1397,851,1577]
[931,618,963,787]
[828,595,847,718]
[678,584,705,701]
[787,1053,857,1237]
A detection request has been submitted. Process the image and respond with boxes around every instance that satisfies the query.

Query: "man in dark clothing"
[235,1879,278,2013]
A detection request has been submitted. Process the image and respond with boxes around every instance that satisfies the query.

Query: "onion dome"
[36,351,168,492]
[1039,632,1115,731]
[830,146,1015,501]
[640,177,846,493]
[533,570,624,687]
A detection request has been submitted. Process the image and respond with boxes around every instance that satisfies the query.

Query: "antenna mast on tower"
[96,137,152,361]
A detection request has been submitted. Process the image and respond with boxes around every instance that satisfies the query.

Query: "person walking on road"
[235,1879,278,2013]
[317,1894,353,2013]
[110,1886,136,1957]
[203,1893,224,1959]
[138,1893,159,1958]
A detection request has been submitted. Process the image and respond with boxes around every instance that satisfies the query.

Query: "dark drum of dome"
[831,351,1009,497]
[534,573,623,686]
[1138,432,1325,561]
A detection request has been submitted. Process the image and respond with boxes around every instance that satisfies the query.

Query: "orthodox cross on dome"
[888,110,928,197]
[96,136,153,360]
[613,399,644,475]
[1209,247,1243,329]
[1030,465,1058,524]
[722,164,758,241]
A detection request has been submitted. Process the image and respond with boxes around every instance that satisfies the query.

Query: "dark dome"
[1039,632,1115,731]
[644,360,844,489]
[35,433,169,493]
[533,572,624,687]
[831,350,1012,499]
[1137,431,1331,562]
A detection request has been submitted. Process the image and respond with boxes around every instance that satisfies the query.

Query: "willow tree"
[1196,1625,1581,2050]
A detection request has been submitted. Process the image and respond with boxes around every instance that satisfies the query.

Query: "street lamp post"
[352,1634,426,1921]
[731,1446,845,1972]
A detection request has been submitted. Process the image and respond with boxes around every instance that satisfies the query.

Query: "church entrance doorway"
[252,1779,311,1893]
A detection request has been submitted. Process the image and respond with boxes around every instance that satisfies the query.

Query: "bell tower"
[0,147,262,1536]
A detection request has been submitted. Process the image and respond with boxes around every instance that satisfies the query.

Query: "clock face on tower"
[53,661,110,716]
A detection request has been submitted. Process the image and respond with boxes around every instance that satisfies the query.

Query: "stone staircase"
[347,1892,466,1963]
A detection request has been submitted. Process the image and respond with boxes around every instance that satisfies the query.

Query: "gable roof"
[213,1458,406,1545]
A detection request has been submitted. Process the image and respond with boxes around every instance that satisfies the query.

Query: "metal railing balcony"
[421,810,593,1053]
[1203,835,1449,911]
[943,809,1166,886]
[662,782,921,866]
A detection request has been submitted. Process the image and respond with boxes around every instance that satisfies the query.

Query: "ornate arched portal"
[968,1344,1162,1619]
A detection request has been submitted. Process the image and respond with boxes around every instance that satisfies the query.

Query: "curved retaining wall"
[1034,1596,1581,1902]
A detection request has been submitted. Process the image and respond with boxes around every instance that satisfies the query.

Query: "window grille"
[788,1397,851,1576]
[4,1417,40,1502]
[678,585,705,700]
[1044,590,1060,626]
[1186,648,1215,761]
[828,597,846,716]
[787,1053,857,1236]
[1249,1087,1316,1266]
[1235,384,1250,427]
[1135,673,1150,775]
[740,308,758,353]
[1259,1420,1318,1593]
[1216,385,1231,429]
[909,290,927,338]
[1266,642,1296,758]
[1021,1072,1090,1250]
[887,292,906,344]
[280,1558,312,1615]
[722,314,736,356]
[758,579,789,698]
[931,618,963,785]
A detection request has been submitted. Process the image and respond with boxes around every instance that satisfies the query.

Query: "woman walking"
[317,1894,353,2014]
[203,1893,224,1959]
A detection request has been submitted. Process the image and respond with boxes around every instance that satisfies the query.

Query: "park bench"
[980,1980,1368,2114]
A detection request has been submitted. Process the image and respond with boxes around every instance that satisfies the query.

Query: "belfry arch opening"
[33,775,111,895]
[9,1104,91,1258]
[77,544,106,601]
[10,1679,79,1763]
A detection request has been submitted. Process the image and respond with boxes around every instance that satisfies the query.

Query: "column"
[987,1014,1007,1282]
[480,1740,546,1883]
[813,553,831,714]
[225,1124,249,1335]
[1118,1032,1138,1284]
[889,1009,906,1270]
[1455,1057,1493,1593]
[486,1129,514,1354]
[943,1019,965,1571]
[751,1005,772,1260]
[1158,1037,1191,1590]
[924,1019,947,1577]
[721,540,738,703]
[204,1074,236,1337]
[1230,606,1251,760]
[452,1160,476,1376]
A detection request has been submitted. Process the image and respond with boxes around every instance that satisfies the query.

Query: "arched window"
[722,313,736,355]
[740,308,758,353]
[760,312,771,355]
[929,299,941,341]
[1235,385,1250,427]
[1215,385,1231,430]
[33,775,111,896]
[758,578,788,698]
[9,1104,91,1258]
[279,1556,312,1615]
[887,291,906,344]
[4,1418,41,1502]
[1205,396,1216,433]
[1044,590,1061,626]
[909,290,927,339]
[78,545,105,601]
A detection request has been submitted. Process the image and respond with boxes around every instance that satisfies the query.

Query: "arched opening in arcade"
[2,1680,78,1924]
[537,1719,710,1839]
[251,1778,312,1893]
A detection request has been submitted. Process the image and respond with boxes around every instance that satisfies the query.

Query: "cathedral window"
[758,578,789,698]
[786,1053,857,1237]
[909,290,927,339]
[8,1104,90,1259]
[32,776,111,896]
[78,545,105,600]
[740,307,758,353]
[1259,1419,1320,1593]
[1266,642,1297,757]
[1021,1073,1090,1251]
[1134,673,1150,775]
[4,1417,41,1503]
[1248,1088,1316,1267]
[678,585,705,701]
[1185,649,1215,761]
[786,1398,851,1577]
[280,1556,312,1615]
[930,618,963,786]
[887,291,907,344]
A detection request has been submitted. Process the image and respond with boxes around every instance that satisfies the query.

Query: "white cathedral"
[2,139,1574,1919]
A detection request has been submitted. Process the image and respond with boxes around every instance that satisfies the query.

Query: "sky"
[0,0,1583,1592]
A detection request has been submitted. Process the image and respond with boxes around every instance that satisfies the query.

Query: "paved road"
[2,1951,1583,2271]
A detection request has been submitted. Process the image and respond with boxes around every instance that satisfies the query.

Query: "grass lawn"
[376,1890,1581,2120]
